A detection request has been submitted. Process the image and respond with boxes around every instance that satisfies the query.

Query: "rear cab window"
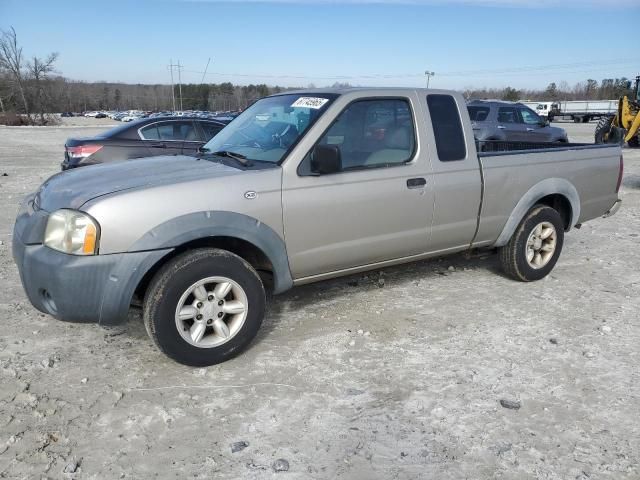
[427,94,466,162]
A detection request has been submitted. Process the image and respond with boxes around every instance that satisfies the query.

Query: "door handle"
[497,126,506,129]
[407,177,427,189]
[526,128,534,132]
[150,143,167,148]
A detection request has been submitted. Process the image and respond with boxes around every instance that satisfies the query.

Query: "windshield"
[202,93,337,164]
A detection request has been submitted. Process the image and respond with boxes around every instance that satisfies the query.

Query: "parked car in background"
[467,100,568,147]
[60,112,74,117]
[62,116,227,169]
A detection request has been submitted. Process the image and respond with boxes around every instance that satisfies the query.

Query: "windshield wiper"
[211,150,252,166]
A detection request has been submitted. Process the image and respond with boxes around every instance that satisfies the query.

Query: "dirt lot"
[0,121,638,479]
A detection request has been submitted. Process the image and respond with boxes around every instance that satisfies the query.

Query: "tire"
[573,116,582,123]
[629,135,639,148]
[582,116,590,123]
[143,248,266,366]
[594,116,613,144]
[499,205,564,282]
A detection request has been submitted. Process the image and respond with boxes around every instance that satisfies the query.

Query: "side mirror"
[310,145,341,175]
[539,119,549,127]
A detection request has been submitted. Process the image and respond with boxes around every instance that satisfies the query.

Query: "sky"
[1,0,639,90]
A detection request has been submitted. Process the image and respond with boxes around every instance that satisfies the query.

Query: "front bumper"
[12,199,172,325]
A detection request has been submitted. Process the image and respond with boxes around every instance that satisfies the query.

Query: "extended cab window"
[427,94,466,161]
[313,98,415,171]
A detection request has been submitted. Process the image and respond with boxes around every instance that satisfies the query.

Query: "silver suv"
[468,100,568,145]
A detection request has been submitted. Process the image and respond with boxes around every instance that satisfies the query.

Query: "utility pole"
[168,59,176,111]
[425,70,435,89]
[177,60,183,111]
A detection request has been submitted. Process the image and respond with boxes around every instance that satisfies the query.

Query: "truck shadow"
[118,250,504,345]
[255,250,503,344]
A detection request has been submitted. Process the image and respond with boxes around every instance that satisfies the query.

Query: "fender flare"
[494,178,580,247]
[129,211,293,294]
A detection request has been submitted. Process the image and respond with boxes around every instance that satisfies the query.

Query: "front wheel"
[144,248,266,366]
[499,205,564,282]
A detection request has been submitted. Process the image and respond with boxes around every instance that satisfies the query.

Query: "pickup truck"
[12,88,623,366]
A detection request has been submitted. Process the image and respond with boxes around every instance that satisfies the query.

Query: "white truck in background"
[552,100,617,123]
[519,101,557,120]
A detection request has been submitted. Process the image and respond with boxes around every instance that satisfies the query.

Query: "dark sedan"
[62,116,229,170]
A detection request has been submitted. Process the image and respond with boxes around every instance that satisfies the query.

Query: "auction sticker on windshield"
[291,97,329,109]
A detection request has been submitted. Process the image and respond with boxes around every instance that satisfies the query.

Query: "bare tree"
[29,52,59,122]
[0,27,30,122]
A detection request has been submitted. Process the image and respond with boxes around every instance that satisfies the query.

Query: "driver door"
[281,96,434,279]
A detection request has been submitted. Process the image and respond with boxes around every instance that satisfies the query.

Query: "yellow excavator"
[595,75,640,147]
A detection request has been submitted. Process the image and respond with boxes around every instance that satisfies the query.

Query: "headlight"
[44,209,100,255]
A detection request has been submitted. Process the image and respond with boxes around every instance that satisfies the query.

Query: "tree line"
[1,26,635,125]
[464,78,633,103]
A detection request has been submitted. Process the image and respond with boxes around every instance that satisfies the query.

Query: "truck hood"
[36,155,242,212]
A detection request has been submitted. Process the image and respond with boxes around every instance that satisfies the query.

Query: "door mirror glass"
[310,145,342,174]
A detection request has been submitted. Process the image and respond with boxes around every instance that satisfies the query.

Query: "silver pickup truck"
[13,88,623,366]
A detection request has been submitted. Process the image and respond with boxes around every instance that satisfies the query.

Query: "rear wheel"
[594,116,613,144]
[499,205,564,282]
[143,248,266,366]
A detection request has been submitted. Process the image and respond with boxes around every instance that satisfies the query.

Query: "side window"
[315,98,415,170]
[139,124,160,140]
[200,122,223,141]
[519,107,541,125]
[497,107,518,124]
[427,94,466,162]
[155,121,198,141]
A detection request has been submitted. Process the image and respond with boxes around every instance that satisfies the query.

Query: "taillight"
[616,155,624,193]
[66,144,103,159]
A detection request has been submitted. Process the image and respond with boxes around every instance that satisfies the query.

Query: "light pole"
[425,71,435,89]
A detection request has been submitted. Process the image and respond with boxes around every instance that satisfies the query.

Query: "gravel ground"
[0,122,638,479]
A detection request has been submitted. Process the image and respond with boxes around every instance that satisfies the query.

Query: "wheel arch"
[129,211,294,302]
[494,179,579,247]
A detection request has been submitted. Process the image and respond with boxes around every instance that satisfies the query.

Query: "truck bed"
[473,141,622,247]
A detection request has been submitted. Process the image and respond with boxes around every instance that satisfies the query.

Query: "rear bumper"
[603,198,622,218]
[12,200,172,325]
